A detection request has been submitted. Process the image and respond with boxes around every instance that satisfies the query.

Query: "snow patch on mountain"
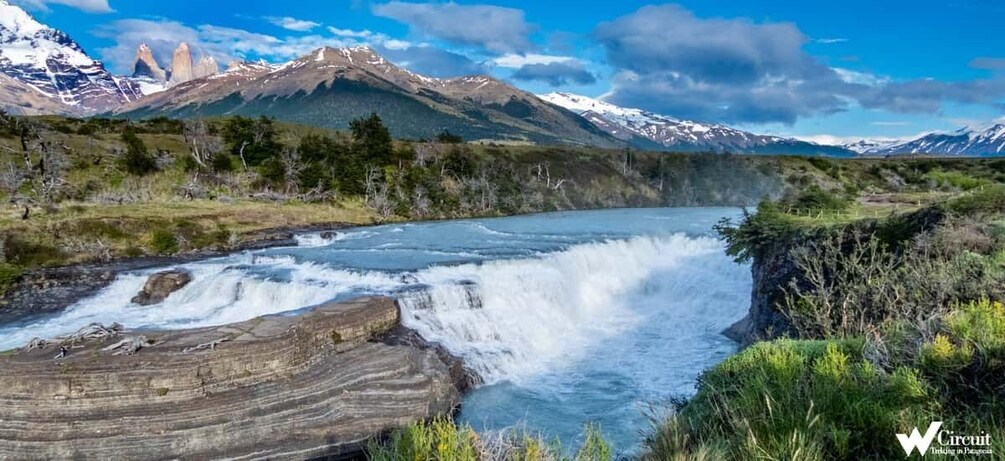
[0,0,139,113]
[854,123,1005,156]
[541,92,853,156]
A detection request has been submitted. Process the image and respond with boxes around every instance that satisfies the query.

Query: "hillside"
[541,92,857,156]
[2,113,1004,272]
[113,47,621,147]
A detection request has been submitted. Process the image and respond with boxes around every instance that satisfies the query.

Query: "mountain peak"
[0,0,139,113]
[133,42,166,81]
[0,0,46,37]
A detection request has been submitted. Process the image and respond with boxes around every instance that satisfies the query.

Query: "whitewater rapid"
[0,208,750,450]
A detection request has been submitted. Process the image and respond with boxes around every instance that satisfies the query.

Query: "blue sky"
[17,0,1005,143]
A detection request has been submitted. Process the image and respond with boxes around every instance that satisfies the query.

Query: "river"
[0,208,751,453]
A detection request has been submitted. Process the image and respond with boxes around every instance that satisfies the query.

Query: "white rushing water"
[0,208,750,451]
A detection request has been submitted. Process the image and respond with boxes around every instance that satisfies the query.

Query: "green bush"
[119,129,158,176]
[647,299,1005,461]
[0,263,22,295]
[715,200,799,263]
[366,418,613,461]
[924,169,991,191]
[644,339,931,461]
[783,185,851,214]
[211,153,235,173]
[149,229,178,255]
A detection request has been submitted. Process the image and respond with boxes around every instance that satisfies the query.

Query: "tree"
[183,119,216,167]
[119,128,158,176]
[0,162,25,200]
[350,113,393,166]
[221,116,280,168]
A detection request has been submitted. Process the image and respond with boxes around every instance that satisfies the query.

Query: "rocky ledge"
[0,297,463,460]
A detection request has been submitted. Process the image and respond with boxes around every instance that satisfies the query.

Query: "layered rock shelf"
[0,297,463,460]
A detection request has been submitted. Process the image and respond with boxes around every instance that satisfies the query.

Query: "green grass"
[366,418,614,461]
[644,299,1005,461]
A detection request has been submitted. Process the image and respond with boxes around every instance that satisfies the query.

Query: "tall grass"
[366,418,613,461]
[643,299,1005,461]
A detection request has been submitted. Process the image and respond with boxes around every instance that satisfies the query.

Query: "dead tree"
[279,147,305,194]
[362,166,382,206]
[0,162,25,200]
[183,119,212,167]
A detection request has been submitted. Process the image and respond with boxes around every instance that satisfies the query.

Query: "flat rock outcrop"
[0,297,462,460]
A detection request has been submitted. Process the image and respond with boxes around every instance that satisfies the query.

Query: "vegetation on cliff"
[651,185,1005,460]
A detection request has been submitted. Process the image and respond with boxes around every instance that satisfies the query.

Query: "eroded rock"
[0,297,462,460]
[131,269,192,306]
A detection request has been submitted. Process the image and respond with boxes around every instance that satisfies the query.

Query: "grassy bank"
[650,186,1005,460]
[4,114,1003,272]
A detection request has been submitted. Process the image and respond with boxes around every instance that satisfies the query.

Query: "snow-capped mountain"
[114,46,620,147]
[540,92,854,156]
[0,0,143,114]
[856,123,1005,157]
[841,139,901,155]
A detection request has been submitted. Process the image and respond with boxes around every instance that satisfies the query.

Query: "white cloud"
[372,1,535,53]
[383,39,412,51]
[493,53,574,68]
[833,68,890,87]
[265,16,321,32]
[327,27,377,39]
[815,38,849,44]
[14,0,112,13]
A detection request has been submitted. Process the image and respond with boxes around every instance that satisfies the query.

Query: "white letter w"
[897,422,943,456]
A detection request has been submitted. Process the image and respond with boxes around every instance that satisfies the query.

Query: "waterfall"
[0,232,744,387]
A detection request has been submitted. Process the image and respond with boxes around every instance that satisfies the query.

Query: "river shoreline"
[0,221,358,326]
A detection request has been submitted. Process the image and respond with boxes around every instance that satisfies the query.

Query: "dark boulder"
[131,270,191,306]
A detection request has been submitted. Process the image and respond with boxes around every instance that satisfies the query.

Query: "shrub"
[149,229,178,255]
[924,169,990,191]
[643,339,931,461]
[782,185,851,214]
[0,263,22,295]
[119,129,158,176]
[210,153,235,173]
[366,418,613,461]
[715,200,799,263]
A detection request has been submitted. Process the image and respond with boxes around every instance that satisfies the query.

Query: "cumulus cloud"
[512,61,596,87]
[372,1,534,53]
[594,4,1005,125]
[14,0,112,13]
[378,44,489,78]
[266,16,321,32]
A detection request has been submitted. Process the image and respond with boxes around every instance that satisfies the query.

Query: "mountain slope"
[0,0,141,114]
[116,47,620,147]
[540,92,855,156]
[859,123,1005,157]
